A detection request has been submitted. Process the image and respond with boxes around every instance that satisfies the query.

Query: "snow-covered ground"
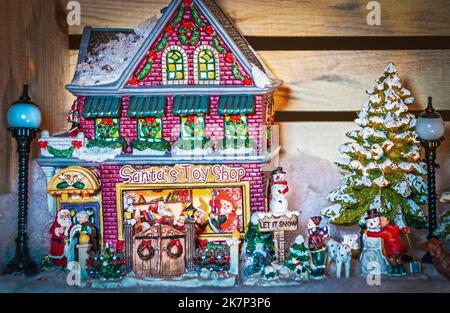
[0,264,448,293]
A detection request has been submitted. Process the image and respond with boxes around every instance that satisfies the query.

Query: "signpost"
[257,213,299,264]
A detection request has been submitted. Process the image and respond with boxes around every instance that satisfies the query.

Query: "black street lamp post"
[416,97,445,263]
[4,85,42,275]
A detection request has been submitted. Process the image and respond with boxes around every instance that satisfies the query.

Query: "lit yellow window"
[167,50,184,81]
[198,50,216,81]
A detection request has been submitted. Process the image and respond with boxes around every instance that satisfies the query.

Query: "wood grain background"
[1,0,450,196]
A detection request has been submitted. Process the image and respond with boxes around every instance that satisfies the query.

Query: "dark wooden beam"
[70,35,450,50]
[275,110,450,122]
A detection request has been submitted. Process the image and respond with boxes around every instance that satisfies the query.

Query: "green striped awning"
[82,97,122,118]
[218,95,255,115]
[172,96,210,115]
[128,96,166,118]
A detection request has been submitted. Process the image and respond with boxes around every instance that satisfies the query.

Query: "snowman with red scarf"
[269,167,289,214]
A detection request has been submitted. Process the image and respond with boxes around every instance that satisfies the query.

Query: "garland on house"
[86,137,128,150]
[39,140,83,158]
[131,139,171,152]
[128,0,252,85]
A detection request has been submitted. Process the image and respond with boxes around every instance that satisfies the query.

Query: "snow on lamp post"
[416,96,445,263]
[4,84,42,275]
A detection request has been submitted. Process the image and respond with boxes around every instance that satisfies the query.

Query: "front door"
[60,202,101,236]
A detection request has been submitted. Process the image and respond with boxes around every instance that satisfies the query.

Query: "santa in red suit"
[366,215,409,276]
[49,209,72,267]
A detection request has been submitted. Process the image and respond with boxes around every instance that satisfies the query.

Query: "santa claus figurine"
[49,209,72,267]
[366,212,409,277]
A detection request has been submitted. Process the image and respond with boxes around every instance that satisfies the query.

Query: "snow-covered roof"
[66,0,281,96]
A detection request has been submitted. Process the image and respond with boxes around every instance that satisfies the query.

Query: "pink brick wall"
[129,6,250,87]
[78,95,269,150]
[98,163,267,247]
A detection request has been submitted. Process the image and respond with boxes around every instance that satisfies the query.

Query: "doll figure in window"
[66,210,99,263]
[205,190,242,233]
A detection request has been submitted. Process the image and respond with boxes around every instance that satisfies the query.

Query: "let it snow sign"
[258,214,299,232]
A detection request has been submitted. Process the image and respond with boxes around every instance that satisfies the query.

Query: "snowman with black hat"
[269,167,289,214]
[359,208,390,275]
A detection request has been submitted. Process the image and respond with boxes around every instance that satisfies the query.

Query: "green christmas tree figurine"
[322,63,428,228]
[284,235,311,281]
[242,215,276,279]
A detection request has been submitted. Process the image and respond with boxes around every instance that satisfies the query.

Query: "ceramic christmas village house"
[37,0,283,285]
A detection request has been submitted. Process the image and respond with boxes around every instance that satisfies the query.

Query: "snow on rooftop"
[71,16,159,86]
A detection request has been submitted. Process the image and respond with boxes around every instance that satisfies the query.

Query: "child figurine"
[307,216,329,279]
[366,215,410,276]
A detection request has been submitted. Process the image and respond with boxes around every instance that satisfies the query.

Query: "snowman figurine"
[269,167,289,214]
[359,209,390,275]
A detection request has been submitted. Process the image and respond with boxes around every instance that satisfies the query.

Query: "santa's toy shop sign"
[120,164,247,184]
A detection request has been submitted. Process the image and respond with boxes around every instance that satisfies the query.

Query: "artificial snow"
[86,274,237,289]
[72,16,159,86]
[0,162,53,272]
[251,63,273,88]
[74,147,123,162]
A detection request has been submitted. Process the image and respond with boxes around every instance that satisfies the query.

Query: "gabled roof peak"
[67,0,281,96]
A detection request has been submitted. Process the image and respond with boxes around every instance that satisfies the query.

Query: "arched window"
[194,45,220,84]
[167,50,184,80]
[162,46,188,84]
[198,50,216,80]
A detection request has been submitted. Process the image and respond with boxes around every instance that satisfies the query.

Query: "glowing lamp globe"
[7,85,42,129]
[416,97,445,141]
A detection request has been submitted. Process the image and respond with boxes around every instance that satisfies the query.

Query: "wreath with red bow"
[167,239,183,259]
[178,20,201,46]
[137,240,155,261]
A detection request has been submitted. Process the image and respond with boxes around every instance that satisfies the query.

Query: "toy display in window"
[200,190,243,233]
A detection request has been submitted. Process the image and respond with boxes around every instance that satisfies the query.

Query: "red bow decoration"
[38,141,48,149]
[184,0,193,8]
[72,141,83,149]
[116,240,125,251]
[205,25,214,35]
[128,76,139,85]
[225,52,234,64]
[148,49,157,60]
[140,240,153,252]
[199,239,208,250]
[243,77,253,86]
[165,24,175,35]
[182,20,195,30]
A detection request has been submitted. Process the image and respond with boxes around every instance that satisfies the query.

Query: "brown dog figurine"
[420,238,450,280]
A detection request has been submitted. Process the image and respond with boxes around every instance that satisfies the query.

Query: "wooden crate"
[132,224,186,278]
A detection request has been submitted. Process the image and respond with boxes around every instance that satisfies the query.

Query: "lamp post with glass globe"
[4,84,42,275]
[416,96,445,263]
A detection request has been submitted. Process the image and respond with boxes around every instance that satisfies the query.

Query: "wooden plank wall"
[3,0,450,196]
[0,0,70,194]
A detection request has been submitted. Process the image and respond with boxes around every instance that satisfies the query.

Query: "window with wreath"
[220,115,256,152]
[225,115,248,139]
[181,115,205,140]
[95,118,120,140]
[198,50,216,81]
[137,117,162,141]
[166,50,185,81]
